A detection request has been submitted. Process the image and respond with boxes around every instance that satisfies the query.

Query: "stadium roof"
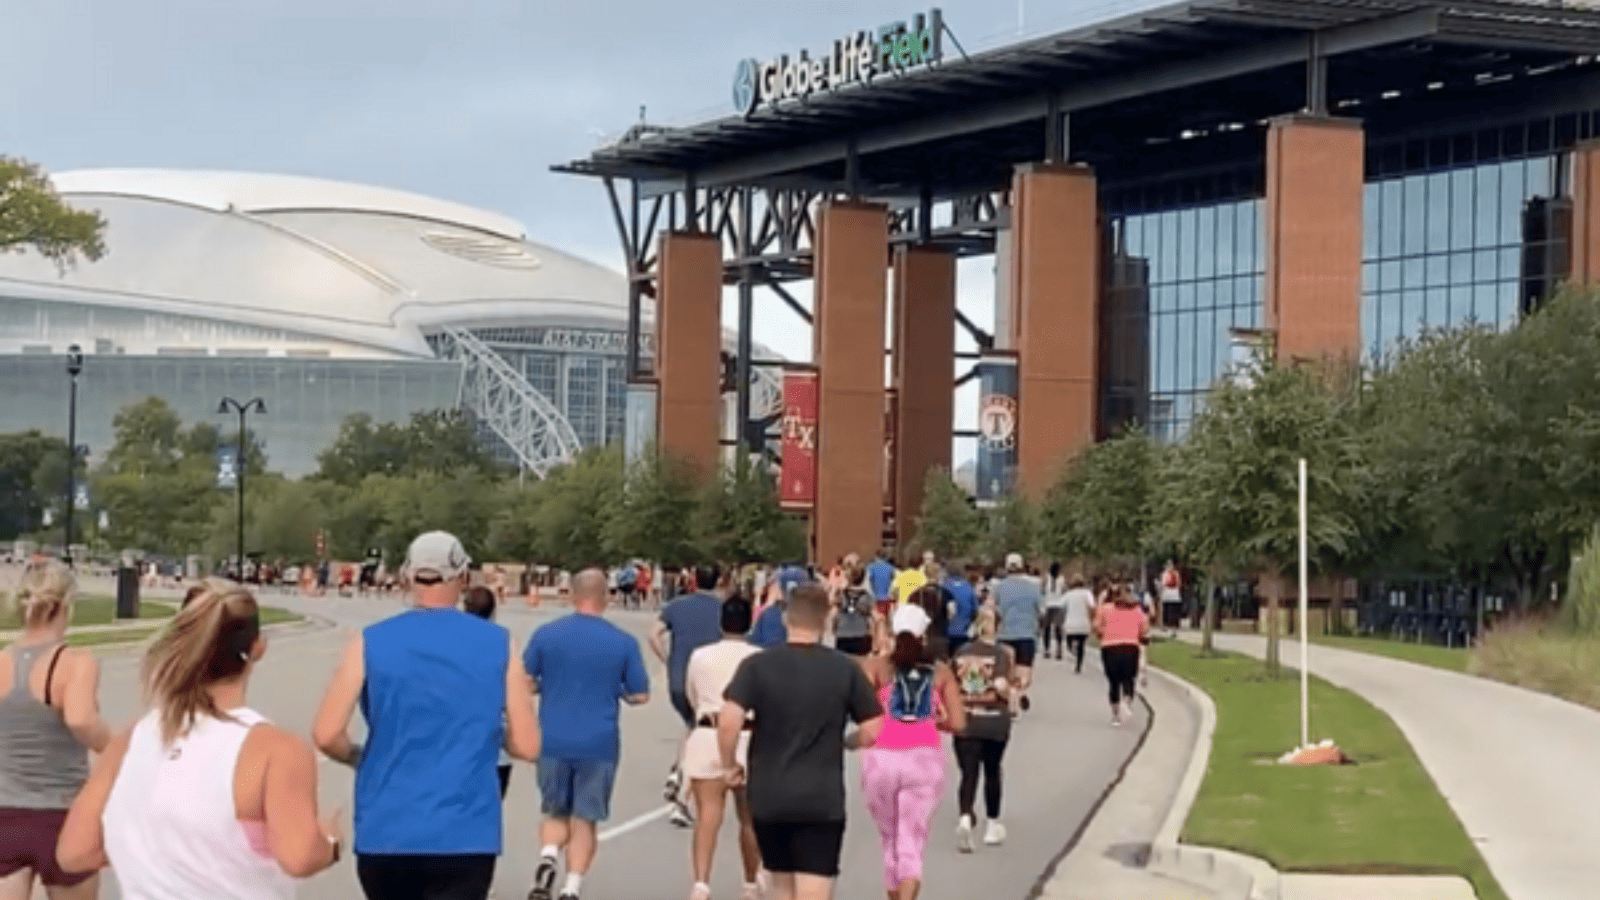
[558,0,1600,195]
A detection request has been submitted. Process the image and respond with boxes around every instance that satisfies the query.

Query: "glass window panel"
[1450,286,1474,327]
[1124,216,1144,258]
[1363,262,1378,294]
[1472,283,1499,324]
[1380,260,1402,291]
[1381,180,1404,258]
[1196,307,1218,388]
[1363,182,1382,260]
[1449,251,1473,286]
[1157,211,1179,283]
[1193,279,1216,315]
[1403,177,1428,256]
[1176,312,1197,392]
[1178,210,1198,282]
[1196,208,1217,280]
[1426,172,1451,254]
[1362,295,1380,359]
[1426,254,1450,288]
[1426,288,1450,329]
[1402,257,1425,290]
[1474,165,1500,248]
[1450,169,1475,251]
[1498,280,1520,328]
[1527,156,1553,198]
[1474,249,1498,283]
[1500,160,1526,246]
[1499,248,1520,281]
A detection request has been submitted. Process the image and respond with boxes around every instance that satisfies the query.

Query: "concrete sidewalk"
[1191,630,1598,900]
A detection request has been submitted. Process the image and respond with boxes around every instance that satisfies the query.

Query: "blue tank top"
[354,608,508,855]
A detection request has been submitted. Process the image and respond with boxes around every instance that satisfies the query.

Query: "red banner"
[779,370,819,509]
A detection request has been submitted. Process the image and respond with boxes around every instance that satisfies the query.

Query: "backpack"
[887,665,937,723]
[843,588,873,619]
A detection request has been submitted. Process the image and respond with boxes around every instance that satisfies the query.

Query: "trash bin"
[116,566,140,620]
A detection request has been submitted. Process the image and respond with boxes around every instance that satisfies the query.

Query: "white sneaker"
[984,820,1007,846]
[957,814,975,853]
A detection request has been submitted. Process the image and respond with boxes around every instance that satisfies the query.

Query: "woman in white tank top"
[56,580,343,899]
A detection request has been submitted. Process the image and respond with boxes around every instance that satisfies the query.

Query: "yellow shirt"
[892,568,928,604]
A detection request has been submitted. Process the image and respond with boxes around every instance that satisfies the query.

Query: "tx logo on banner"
[782,408,816,451]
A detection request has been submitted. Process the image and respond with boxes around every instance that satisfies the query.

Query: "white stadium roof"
[0,168,639,359]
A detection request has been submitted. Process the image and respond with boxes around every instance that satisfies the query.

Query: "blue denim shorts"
[536,758,618,823]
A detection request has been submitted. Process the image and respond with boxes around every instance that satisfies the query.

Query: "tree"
[530,446,626,571]
[696,452,807,565]
[0,157,106,271]
[91,398,232,556]
[605,446,705,568]
[979,493,1038,568]
[0,431,72,541]
[314,409,502,486]
[912,468,982,562]
[1163,357,1362,672]
[1041,425,1160,573]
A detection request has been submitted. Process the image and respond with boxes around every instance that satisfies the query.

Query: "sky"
[2,0,1157,464]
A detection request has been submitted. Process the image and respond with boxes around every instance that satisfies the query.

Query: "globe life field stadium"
[0,169,781,477]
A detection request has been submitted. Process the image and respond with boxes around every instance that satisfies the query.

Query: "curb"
[1144,663,1282,900]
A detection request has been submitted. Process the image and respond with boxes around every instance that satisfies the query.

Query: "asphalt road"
[70,591,1145,900]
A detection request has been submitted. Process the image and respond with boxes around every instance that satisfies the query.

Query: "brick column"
[1570,140,1600,285]
[1265,114,1364,363]
[654,231,722,475]
[891,245,955,544]
[1010,163,1100,498]
[813,200,889,565]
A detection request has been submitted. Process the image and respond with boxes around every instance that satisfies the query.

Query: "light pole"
[218,397,266,577]
[63,345,83,565]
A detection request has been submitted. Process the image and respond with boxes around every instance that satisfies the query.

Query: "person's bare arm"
[937,662,967,734]
[260,727,342,878]
[312,635,364,765]
[60,651,111,753]
[648,620,670,664]
[503,646,539,762]
[56,727,130,873]
[717,699,747,783]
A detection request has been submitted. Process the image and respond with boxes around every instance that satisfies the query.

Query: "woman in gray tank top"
[0,559,110,899]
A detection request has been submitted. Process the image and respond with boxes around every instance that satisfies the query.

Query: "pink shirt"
[1097,603,1148,647]
[872,680,943,751]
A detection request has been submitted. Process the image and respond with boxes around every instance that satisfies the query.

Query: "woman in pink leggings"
[859,597,966,900]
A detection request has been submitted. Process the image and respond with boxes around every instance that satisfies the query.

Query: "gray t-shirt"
[994,575,1043,641]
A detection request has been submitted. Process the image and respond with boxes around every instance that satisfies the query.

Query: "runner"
[0,560,112,900]
[750,564,805,649]
[1159,561,1183,633]
[831,563,877,663]
[889,555,926,606]
[463,587,515,804]
[1093,585,1150,726]
[1061,576,1096,674]
[683,595,763,900]
[1039,573,1069,661]
[60,580,341,898]
[942,566,978,658]
[907,581,952,663]
[864,552,895,605]
[524,569,650,900]
[859,603,965,900]
[991,554,1041,715]
[951,605,1015,851]
[719,583,883,900]
[651,564,725,828]
[313,531,540,900]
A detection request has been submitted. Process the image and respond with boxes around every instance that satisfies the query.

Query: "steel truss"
[435,325,585,478]
[603,178,1009,445]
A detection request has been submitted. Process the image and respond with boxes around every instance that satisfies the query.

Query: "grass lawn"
[1149,641,1506,900]
[0,595,175,630]
[1310,633,1471,673]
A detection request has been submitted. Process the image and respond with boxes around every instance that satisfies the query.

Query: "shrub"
[1470,612,1600,710]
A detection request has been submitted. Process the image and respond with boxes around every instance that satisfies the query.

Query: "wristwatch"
[326,833,341,864]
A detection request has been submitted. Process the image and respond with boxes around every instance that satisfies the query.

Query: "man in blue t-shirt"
[750,564,807,648]
[524,568,649,900]
[945,568,979,656]
[649,563,724,827]
[865,553,895,602]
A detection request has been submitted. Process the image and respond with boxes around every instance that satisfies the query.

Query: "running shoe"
[690,882,712,900]
[669,801,694,828]
[984,821,1007,846]
[664,765,683,802]
[529,856,558,900]
[956,814,975,853]
[557,894,579,900]
[1019,694,1031,712]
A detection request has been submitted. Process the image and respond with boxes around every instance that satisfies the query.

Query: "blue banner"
[975,353,1018,503]
[217,447,238,490]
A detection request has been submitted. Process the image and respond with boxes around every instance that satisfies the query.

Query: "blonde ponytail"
[141,578,261,744]
[8,559,75,629]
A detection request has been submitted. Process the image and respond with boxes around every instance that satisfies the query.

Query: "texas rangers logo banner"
[779,369,820,509]
[975,353,1018,503]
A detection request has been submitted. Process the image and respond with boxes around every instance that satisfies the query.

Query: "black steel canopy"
[556,0,1600,195]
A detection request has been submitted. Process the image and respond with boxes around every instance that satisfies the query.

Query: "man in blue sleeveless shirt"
[524,568,649,900]
[313,531,540,900]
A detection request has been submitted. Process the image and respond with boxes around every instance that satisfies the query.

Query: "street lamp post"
[218,397,266,577]
[63,345,83,566]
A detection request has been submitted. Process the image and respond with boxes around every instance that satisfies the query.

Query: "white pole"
[1298,457,1310,750]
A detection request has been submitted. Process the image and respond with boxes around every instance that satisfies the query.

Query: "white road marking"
[597,804,672,841]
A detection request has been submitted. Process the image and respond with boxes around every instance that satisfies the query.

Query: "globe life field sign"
[735,9,944,116]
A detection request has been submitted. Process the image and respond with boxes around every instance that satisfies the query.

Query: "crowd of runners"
[0,536,1159,900]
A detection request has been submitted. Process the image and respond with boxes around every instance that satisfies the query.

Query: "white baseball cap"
[891,603,931,638]
[1005,552,1024,570]
[404,531,471,583]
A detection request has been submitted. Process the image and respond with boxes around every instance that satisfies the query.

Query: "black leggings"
[1041,608,1066,654]
[952,735,1007,819]
[1065,633,1088,670]
[1102,645,1140,705]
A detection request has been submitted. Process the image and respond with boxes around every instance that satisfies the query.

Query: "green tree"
[911,468,981,563]
[605,446,705,568]
[1041,425,1160,573]
[0,156,106,270]
[696,452,807,565]
[1164,358,1362,672]
[0,431,72,540]
[314,410,501,486]
[531,446,626,571]
[91,398,231,556]
[979,493,1038,568]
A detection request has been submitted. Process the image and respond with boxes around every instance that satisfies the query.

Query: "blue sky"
[3,0,1156,462]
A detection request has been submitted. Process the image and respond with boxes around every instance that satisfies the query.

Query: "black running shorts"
[751,820,846,877]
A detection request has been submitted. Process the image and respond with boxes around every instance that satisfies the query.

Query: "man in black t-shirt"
[720,583,883,900]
